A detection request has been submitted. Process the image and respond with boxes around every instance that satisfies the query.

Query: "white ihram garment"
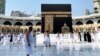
[95,32,100,42]
[90,33,95,41]
[56,34,64,44]
[44,35,50,46]
[25,32,34,55]
[3,35,9,46]
[74,33,80,42]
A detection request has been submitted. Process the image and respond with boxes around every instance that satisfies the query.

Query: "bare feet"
[27,54,29,56]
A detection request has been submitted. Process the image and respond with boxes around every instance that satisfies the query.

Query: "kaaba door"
[53,17,72,33]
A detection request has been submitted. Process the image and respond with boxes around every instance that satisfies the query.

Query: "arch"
[86,20,94,24]
[26,22,33,26]
[98,20,100,23]
[75,21,83,25]
[3,21,12,25]
[98,26,100,28]
[36,21,42,26]
[15,22,22,26]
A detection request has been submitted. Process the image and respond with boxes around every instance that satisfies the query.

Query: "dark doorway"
[15,22,22,26]
[98,20,100,24]
[3,21,12,25]
[86,20,93,24]
[26,22,33,26]
[76,21,83,25]
[36,22,42,26]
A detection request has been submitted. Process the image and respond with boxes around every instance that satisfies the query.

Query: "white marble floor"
[0,42,100,56]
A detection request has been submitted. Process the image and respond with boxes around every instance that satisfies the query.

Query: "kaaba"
[41,4,73,33]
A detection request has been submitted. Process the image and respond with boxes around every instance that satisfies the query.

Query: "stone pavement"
[0,42,100,56]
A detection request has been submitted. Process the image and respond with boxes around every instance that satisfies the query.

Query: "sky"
[5,0,93,16]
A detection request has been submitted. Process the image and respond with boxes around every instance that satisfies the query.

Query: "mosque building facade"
[0,0,100,33]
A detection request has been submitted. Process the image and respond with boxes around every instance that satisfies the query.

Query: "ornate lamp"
[62,23,69,33]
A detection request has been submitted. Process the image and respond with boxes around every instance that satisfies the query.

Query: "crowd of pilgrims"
[0,30,100,47]
[1,26,100,56]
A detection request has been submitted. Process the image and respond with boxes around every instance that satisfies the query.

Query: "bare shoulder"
[25,31,29,37]
[24,32,27,35]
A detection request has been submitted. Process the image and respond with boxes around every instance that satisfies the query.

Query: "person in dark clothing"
[84,32,87,42]
[0,34,1,41]
[33,30,37,48]
[87,32,92,42]
[78,32,82,41]
[10,34,13,42]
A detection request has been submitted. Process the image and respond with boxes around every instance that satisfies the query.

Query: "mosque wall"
[73,17,100,32]
[0,17,41,33]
